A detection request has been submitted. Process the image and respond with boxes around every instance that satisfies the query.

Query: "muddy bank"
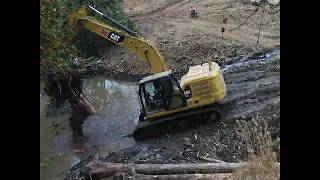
[65,49,280,180]
[97,40,277,82]
[60,47,276,83]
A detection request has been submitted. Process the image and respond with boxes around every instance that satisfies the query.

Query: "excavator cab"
[138,70,187,118]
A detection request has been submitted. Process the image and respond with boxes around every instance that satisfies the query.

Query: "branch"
[229,7,259,32]
[256,4,266,48]
[199,156,226,163]
[228,1,279,32]
[256,4,280,14]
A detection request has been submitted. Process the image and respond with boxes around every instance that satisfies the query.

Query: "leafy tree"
[40,0,136,76]
[40,0,77,75]
[71,0,137,58]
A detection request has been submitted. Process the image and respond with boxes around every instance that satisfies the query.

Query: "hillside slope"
[100,0,279,79]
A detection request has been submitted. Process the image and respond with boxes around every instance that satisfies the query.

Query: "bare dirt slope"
[101,0,279,78]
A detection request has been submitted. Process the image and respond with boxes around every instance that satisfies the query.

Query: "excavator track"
[133,104,221,142]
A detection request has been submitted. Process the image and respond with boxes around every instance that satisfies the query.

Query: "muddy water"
[40,77,139,180]
[221,48,280,72]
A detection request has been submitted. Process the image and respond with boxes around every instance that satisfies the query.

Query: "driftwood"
[130,173,231,180]
[76,161,280,180]
[100,173,232,180]
[77,161,240,180]
[133,163,240,175]
[100,174,231,180]
[198,156,226,163]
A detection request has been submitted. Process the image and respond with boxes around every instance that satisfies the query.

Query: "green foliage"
[40,0,77,75]
[40,0,136,75]
[40,154,56,168]
[273,137,280,149]
[72,0,137,58]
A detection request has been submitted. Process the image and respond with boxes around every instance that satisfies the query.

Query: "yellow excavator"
[66,5,227,141]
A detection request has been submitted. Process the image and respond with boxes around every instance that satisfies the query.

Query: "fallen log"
[132,173,232,180]
[133,163,240,175]
[78,162,239,179]
[77,161,280,180]
[98,173,232,180]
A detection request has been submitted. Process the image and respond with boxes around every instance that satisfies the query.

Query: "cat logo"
[107,32,124,43]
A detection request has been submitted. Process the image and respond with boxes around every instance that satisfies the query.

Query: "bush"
[40,0,136,75]
[67,0,137,58]
[40,0,77,75]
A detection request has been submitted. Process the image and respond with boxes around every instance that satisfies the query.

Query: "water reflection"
[40,77,139,180]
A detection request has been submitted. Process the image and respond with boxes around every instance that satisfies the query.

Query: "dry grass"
[230,118,280,179]
[196,115,280,179]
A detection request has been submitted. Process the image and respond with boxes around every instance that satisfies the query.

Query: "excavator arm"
[66,5,168,74]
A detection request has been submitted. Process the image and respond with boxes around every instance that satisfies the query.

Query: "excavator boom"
[66,5,168,74]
